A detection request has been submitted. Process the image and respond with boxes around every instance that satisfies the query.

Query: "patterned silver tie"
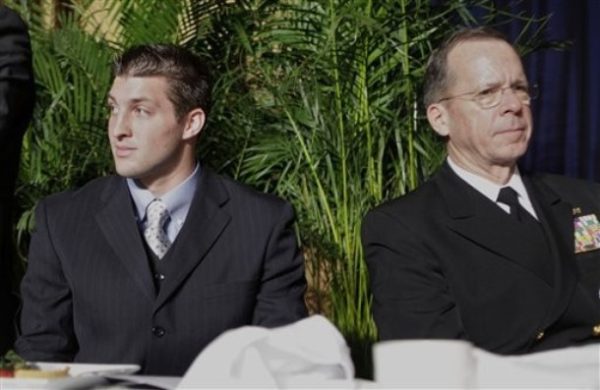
[144,199,171,259]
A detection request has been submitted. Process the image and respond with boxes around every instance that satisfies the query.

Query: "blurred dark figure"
[0,4,35,354]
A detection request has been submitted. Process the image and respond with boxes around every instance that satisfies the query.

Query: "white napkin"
[177,315,355,389]
[373,339,476,387]
[475,343,600,388]
[373,339,600,388]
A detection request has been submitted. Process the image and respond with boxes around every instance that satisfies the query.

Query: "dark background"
[505,0,599,181]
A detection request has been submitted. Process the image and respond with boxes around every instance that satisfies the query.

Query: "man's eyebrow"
[511,79,529,86]
[106,96,154,104]
[130,97,154,104]
[480,80,504,88]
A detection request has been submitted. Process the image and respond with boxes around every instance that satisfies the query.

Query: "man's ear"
[182,108,206,140]
[426,103,450,137]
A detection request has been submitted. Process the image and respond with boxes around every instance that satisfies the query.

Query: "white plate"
[0,362,140,389]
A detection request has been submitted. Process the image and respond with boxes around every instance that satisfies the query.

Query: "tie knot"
[497,186,524,221]
[146,199,170,228]
[497,186,519,207]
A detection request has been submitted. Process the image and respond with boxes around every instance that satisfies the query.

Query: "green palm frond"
[8,0,560,376]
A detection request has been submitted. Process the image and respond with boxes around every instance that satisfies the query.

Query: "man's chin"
[500,142,529,161]
[114,165,140,179]
[493,152,527,167]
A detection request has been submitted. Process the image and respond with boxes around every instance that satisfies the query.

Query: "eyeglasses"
[437,84,539,109]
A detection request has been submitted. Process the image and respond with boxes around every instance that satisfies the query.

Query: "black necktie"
[497,186,524,222]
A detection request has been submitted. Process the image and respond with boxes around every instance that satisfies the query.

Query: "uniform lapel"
[154,169,231,311]
[525,176,578,328]
[436,164,552,285]
[95,177,156,302]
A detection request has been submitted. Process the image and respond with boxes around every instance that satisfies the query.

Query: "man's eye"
[107,105,118,115]
[514,85,529,93]
[134,107,149,115]
[477,88,497,98]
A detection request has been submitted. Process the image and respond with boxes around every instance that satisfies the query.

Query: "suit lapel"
[436,164,552,285]
[154,169,231,311]
[525,176,578,327]
[95,178,156,302]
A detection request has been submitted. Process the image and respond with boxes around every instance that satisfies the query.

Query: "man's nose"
[500,87,524,112]
[109,113,131,138]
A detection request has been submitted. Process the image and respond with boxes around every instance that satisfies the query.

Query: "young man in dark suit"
[0,4,35,355]
[362,27,600,354]
[16,44,307,375]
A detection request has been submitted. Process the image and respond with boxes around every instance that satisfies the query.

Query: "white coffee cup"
[373,339,476,388]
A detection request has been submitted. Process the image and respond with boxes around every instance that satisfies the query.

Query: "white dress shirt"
[447,157,538,220]
[127,163,200,242]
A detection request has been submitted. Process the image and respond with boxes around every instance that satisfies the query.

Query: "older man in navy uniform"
[363,27,600,354]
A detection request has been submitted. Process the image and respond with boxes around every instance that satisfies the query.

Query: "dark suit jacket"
[0,5,35,355]
[362,163,600,354]
[16,168,307,375]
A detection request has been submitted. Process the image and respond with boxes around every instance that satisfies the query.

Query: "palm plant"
[11,1,115,246]
[206,0,553,327]
[9,0,554,376]
[199,0,554,375]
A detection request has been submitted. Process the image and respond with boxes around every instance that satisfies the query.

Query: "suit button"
[536,331,544,340]
[152,326,166,337]
[593,324,600,337]
[154,273,165,281]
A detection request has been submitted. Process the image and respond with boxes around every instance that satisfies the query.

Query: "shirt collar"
[446,156,529,204]
[127,163,201,223]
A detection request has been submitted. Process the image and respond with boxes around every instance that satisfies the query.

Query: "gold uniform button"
[592,324,600,337]
[536,331,545,340]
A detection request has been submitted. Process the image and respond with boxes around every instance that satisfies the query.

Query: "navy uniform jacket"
[363,163,600,353]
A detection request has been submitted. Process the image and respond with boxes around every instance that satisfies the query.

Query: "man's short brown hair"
[113,44,211,121]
